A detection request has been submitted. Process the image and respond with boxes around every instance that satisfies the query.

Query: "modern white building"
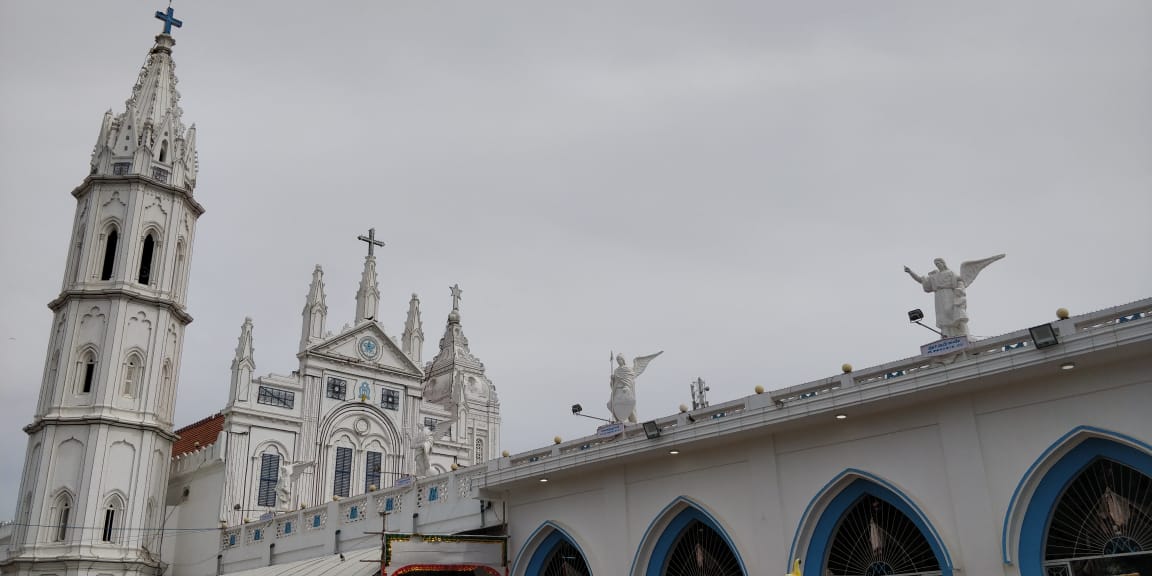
[3,10,1151,576]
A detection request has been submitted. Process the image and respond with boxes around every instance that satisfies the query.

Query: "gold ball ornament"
[679,404,689,413]
[451,463,459,471]
[1056,307,1070,319]
[502,450,510,458]
[755,385,765,394]
[553,436,562,445]
[842,363,853,373]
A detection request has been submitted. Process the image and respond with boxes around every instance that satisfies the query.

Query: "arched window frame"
[137,230,158,286]
[98,221,120,281]
[172,239,187,301]
[76,346,99,395]
[158,139,169,163]
[51,490,74,542]
[122,350,144,397]
[101,494,126,544]
[1012,431,1152,576]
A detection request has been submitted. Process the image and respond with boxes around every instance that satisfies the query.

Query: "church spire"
[354,228,385,323]
[402,293,424,364]
[300,265,328,350]
[90,27,198,192]
[427,284,484,377]
[229,317,256,404]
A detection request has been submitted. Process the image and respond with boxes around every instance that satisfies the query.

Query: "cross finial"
[357,227,386,257]
[154,6,183,35]
[449,284,463,311]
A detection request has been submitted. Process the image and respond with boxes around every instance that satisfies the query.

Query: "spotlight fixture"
[1029,323,1060,349]
[1060,362,1076,370]
[907,308,943,336]
[642,420,661,439]
[668,449,680,455]
[539,478,549,483]
[835,414,847,420]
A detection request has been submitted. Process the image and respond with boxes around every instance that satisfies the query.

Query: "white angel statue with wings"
[904,254,1005,338]
[608,351,664,423]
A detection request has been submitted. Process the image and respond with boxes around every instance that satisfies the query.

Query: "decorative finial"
[1056,307,1070,320]
[154,6,184,36]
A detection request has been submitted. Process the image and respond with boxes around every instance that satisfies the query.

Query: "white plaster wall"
[501,354,1152,576]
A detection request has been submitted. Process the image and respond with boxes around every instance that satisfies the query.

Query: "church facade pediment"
[302,322,423,378]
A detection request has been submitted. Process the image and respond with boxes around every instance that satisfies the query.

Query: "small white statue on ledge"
[904,254,1005,338]
[608,351,664,423]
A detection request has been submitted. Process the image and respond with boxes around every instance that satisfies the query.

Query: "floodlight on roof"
[642,420,661,439]
[1029,323,1060,349]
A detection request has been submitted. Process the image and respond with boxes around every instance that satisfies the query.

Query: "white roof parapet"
[484,297,1152,486]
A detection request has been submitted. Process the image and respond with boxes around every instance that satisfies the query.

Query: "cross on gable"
[357,228,386,257]
[154,7,183,35]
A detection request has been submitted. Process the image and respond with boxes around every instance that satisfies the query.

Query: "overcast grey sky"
[1,1,1149,519]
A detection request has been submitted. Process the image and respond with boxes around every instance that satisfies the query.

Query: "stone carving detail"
[408,426,434,477]
[608,351,664,423]
[904,254,1005,338]
[275,461,314,510]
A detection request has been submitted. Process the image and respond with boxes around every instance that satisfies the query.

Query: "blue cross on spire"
[154,6,183,35]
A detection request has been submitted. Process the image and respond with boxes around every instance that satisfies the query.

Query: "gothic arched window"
[122,352,143,397]
[1044,458,1152,575]
[54,492,72,542]
[77,349,97,394]
[158,140,169,163]
[172,240,186,300]
[825,494,941,576]
[100,228,119,281]
[101,496,124,543]
[538,538,590,576]
[137,233,155,285]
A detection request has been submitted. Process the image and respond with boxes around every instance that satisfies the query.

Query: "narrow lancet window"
[80,351,96,394]
[138,234,155,285]
[102,507,116,542]
[100,229,118,281]
[55,495,71,541]
[158,140,168,162]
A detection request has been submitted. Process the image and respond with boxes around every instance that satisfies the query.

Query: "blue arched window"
[1019,437,1152,576]
[524,528,591,576]
[803,478,951,576]
[644,505,746,576]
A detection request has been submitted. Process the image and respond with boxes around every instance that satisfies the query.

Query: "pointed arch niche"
[631,496,747,576]
[516,521,592,576]
[1005,427,1152,576]
[791,470,952,576]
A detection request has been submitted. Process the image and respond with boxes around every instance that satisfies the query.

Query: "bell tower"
[2,9,203,576]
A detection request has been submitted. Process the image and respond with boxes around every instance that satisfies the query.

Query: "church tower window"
[54,493,72,541]
[365,451,381,492]
[78,350,97,394]
[122,352,142,396]
[333,447,352,497]
[100,228,119,280]
[158,140,168,163]
[101,498,123,543]
[137,233,155,285]
[475,439,484,464]
[257,453,280,507]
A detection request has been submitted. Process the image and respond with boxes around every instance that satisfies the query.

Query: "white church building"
[2,11,1151,576]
